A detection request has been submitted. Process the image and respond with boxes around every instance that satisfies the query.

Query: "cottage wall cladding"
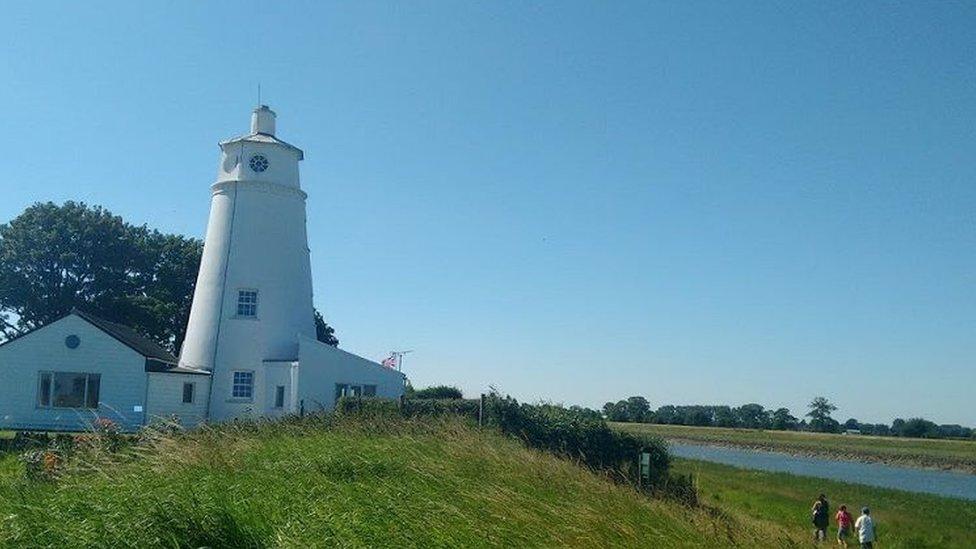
[146,372,211,428]
[0,315,149,432]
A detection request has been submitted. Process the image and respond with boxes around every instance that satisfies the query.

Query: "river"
[669,442,976,501]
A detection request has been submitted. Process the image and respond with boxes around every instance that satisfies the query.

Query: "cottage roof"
[71,309,179,363]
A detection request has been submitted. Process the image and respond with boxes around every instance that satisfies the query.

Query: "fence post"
[479,393,485,427]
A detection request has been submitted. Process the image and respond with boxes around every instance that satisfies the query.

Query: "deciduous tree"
[806,396,839,433]
[0,202,338,352]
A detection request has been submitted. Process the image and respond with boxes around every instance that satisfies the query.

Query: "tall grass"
[0,414,796,548]
[337,394,676,494]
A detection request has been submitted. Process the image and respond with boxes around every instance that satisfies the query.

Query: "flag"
[381,354,398,369]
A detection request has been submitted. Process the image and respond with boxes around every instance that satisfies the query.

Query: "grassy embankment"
[0,416,799,548]
[613,423,976,473]
[674,458,976,548]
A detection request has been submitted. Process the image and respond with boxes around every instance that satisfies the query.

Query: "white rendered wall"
[297,336,405,413]
[263,361,298,418]
[0,315,148,432]
[180,108,315,422]
[145,372,211,428]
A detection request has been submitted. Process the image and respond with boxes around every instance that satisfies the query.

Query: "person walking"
[811,493,830,542]
[835,505,854,547]
[855,507,876,549]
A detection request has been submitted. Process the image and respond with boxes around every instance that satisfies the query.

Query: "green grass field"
[0,417,800,548]
[673,458,976,548]
[613,423,976,473]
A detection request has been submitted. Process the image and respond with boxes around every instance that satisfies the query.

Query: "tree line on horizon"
[602,395,975,440]
[0,202,339,352]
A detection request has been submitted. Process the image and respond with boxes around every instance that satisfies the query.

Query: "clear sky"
[1,2,973,425]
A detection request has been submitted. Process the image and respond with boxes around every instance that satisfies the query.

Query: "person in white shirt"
[854,507,876,549]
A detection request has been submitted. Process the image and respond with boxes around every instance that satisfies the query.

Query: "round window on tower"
[249,155,269,173]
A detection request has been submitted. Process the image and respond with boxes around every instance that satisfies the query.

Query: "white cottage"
[0,310,210,432]
[0,105,406,432]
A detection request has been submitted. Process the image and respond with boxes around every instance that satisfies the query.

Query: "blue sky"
[1,2,973,424]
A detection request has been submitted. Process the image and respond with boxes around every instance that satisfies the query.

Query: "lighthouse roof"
[219,132,304,160]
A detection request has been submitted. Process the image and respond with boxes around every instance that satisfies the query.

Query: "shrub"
[411,385,464,399]
[335,392,684,498]
[482,395,671,488]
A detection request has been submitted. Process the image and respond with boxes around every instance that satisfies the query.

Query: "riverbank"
[613,423,976,474]
[673,458,976,548]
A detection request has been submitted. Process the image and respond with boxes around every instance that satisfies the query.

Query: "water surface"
[670,442,976,501]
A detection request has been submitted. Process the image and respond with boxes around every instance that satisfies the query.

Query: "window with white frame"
[37,372,100,409]
[236,289,258,317]
[334,383,377,402]
[274,385,285,408]
[232,371,254,399]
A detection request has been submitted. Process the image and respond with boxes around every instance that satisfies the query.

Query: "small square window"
[237,289,258,317]
[364,385,377,397]
[182,382,195,404]
[232,371,254,399]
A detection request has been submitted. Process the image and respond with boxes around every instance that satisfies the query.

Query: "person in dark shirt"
[811,493,830,542]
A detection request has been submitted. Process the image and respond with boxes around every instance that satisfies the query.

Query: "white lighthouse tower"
[180,105,316,421]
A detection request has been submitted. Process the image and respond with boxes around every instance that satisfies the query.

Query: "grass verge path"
[673,458,976,548]
[614,423,976,473]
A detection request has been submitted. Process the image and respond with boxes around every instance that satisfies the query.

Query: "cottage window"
[236,289,258,317]
[232,371,254,399]
[182,382,195,404]
[274,385,285,408]
[334,383,376,402]
[37,372,100,409]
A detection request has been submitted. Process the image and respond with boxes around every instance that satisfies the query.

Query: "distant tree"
[938,424,972,439]
[313,310,339,346]
[654,405,680,425]
[770,408,799,431]
[412,385,463,399]
[864,423,891,437]
[682,406,714,426]
[568,405,604,421]
[735,403,770,429]
[714,406,736,428]
[602,401,629,422]
[624,396,652,423]
[806,397,840,433]
[898,417,940,439]
[843,418,861,431]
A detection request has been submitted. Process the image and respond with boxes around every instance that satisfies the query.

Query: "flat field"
[673,458,976,548]
[614,423,976,473]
